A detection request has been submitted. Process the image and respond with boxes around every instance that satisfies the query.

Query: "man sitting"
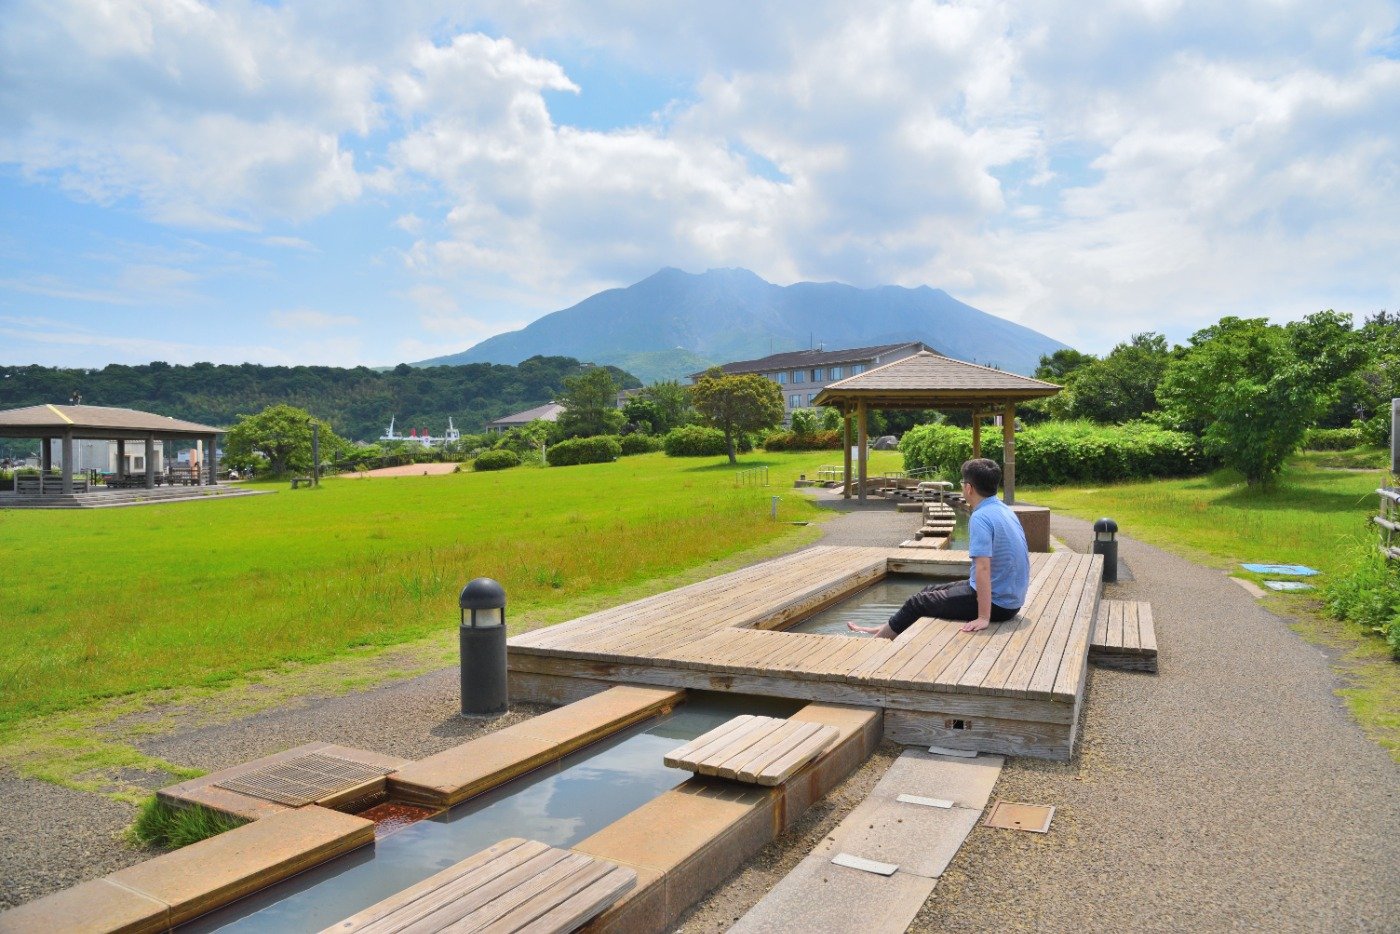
[849,457,1029,638]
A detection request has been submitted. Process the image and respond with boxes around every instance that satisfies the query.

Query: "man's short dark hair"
[961,458,1001,497]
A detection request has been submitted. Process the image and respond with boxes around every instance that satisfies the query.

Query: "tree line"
[0,356,641,449]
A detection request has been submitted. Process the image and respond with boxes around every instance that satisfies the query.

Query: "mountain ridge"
[415,267,1070,383]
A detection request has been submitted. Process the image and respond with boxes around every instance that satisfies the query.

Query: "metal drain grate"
[212,752,394,806]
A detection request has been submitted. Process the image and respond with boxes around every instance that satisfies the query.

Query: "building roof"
[690,341,932,379]
[485,401,566,428]
[813,351,1061,409]
[0,404,226,438]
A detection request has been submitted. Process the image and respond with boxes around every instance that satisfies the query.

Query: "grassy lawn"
[1026,456,1400,757]
[0,450,897,730]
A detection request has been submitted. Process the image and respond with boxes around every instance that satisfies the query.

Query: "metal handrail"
[735,466,769,488]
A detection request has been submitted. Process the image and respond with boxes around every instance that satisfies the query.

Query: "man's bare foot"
[847,621,880,635]
[960,619,991,633]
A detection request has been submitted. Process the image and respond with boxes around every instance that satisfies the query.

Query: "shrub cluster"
[473,449,521,471]
[1324,546,1400,659]
[1301,426,1367,450]
[545,435,622,466]
[661,425,754,457]
[899,420,1203,485]
[763,429,844,451]
[619,433,663,456]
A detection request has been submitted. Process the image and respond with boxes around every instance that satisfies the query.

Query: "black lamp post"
[1093,518,1119,583]
[459,577,508,715]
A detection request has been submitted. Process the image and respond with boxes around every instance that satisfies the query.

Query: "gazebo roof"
[0,404,225,439]
[812,351,1061,409]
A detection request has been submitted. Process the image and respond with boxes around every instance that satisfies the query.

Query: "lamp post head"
[1093,517,1118,541]
[460,577,506,627]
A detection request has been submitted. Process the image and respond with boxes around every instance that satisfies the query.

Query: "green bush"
[473,449,521,471]
[1302,426,1366,450]
[545,435,622,466]
[661,425,754,457]
[899,420,1203,484]
[130,798,246,850]
[1324,544,1400,660]
[763,429,844,451]
[619,433,663,456]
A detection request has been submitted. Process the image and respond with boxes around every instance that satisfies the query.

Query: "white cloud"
[268,309,359,330]
[261,236,319,252]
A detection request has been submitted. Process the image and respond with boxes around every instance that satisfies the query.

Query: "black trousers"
[887,580,1020,634]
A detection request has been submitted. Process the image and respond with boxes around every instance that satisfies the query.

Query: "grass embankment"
[1028,457,1400,757]
[0,450,886,728]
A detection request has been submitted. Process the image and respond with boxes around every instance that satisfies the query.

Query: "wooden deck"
[510,546,1103,759]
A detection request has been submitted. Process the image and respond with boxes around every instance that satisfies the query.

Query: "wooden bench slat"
[1088,599,1158,673]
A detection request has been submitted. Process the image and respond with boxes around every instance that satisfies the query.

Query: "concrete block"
[728,853,935,934]
[109,805,373,926]
[1011,504,1051,553]
[391,685,683,807]
[0,878,169,934]
[821,797,982,879]
[873,749,1005,810]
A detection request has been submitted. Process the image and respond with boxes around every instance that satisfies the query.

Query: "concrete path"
[910,513,1399,933]
[732,751,1003,933]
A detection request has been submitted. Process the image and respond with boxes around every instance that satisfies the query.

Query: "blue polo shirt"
[967,496,1030,609]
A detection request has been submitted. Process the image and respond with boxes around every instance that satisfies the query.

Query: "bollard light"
[1092,518,1119,583]
[459,577,508,715]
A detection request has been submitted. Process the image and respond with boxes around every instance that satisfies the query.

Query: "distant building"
[690,341,935,416]
[46,439,166,475]
[484,402,567,433]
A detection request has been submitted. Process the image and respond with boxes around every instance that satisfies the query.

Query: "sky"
[1,0,1397,370]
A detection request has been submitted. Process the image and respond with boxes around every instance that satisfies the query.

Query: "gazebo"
[0,404,225,494]
[812,351,1062,504]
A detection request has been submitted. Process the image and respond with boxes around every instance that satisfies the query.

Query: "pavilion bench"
[1090,599,1158,672]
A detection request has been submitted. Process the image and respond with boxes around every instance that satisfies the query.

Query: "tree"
[555,367,624,439]
[622,397,665,434]
[1034,348,1095,382]
[639,381,693,432]
[1062,332,1171,423]
[224,404,350,477]
[1157,318,1320,486]
[689,368,785,464]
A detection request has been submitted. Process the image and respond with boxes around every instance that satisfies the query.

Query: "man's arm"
[962,556,993,632]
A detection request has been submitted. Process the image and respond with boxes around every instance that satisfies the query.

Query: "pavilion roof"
[0,404,225,438]
[812,351,1061,409]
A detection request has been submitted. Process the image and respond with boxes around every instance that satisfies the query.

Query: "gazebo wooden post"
[207,433,219,485]
[116,439,126,479]
[40,436,52,492]
[60,430,74,494]
[842,407,853,499]
[857,399,869,503]
[971,410,982,459]
[1003,402,1016,504]
[144,435,156,489]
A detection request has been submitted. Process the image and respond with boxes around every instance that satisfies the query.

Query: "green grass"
[129,798,246,849]
[1026,459,1399,757]
[1025,461,1381,578]
[0,450,895,729]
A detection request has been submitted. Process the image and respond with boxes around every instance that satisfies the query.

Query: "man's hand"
[960,618,991,633]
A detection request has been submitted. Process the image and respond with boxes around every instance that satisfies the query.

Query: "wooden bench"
[663,715,838,786]
[14,474,87,494]
[291,477,314,489]
[324,837,635,933]
[1090,599,1157,672]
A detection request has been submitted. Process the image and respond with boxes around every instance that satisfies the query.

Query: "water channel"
[185,693,799,932]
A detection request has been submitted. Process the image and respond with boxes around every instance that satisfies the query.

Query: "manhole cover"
[213,753,393,806]
[983,800,1055,833]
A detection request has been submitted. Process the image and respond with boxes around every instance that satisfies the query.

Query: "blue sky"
[2,0,1398,369]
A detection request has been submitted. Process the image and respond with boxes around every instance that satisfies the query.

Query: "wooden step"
[325,837,635,933]
[1090,600,1157,672]
[664,715,839,786]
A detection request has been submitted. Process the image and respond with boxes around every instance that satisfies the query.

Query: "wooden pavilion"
[0,404,225,494]
[812,351,1061,503]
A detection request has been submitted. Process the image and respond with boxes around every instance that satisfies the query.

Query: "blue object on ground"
[1263,580,1315,591]
[1241,563,1319,576]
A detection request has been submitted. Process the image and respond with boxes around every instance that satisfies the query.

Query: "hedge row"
[661,425,754,457]
[763,429,844,451]
[473,449,520,471]
[545,435,622,466]
[899,420,1204,485]
[1301,426,1367,450]
[619,433,663,456]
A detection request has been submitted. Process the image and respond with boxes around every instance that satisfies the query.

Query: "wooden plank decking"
[510,545,1103,759]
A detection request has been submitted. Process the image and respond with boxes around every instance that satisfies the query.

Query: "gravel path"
[4,491,1397,932]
